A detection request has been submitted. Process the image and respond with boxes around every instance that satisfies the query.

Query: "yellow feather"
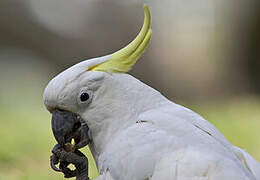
[90,5,152,73]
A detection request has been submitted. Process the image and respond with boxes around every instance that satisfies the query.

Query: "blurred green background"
[0,0,260,179]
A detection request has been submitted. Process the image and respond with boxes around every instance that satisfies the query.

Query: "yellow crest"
[89,5,152,73]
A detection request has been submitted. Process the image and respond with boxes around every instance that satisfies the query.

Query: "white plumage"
[43,5,260,180]
[90,74,260,180]
[44,72,260,180]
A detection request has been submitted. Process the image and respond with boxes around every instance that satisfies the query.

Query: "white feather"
[44,65,260,180]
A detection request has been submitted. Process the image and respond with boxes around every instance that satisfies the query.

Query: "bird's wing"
[138,103,259,180]
[139,103,233,150]
[99,103,259,180]
[150,147,254,180]
[233,146,260,179]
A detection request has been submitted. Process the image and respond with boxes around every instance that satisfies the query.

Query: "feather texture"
[43,4,260,180]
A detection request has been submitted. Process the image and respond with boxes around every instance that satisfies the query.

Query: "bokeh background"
[0,0,260,179]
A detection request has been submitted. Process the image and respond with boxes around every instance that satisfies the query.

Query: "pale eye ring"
[78,89,93,104]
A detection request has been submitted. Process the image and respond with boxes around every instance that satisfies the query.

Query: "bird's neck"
[87,74,169,165]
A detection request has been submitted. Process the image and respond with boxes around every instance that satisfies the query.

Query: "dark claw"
[59,161,77,178]
[51,144,62,154]
[50,144,62,172]
[50,144,89,179]
[50,109,90,179]
[50,154,62,172]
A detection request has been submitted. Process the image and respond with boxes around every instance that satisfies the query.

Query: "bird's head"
[43,5,152,152]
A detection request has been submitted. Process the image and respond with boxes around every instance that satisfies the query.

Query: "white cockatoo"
[44,5,260,180]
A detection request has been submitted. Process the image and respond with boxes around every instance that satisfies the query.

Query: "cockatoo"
[44,5,260,180]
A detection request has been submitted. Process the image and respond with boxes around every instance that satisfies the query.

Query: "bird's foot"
[50,144,90,180]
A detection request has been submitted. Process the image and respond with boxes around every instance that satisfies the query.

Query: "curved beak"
[51,109,90,149]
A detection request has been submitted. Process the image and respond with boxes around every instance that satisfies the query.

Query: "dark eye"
[80,92,90,102]
[78,89,93,105]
